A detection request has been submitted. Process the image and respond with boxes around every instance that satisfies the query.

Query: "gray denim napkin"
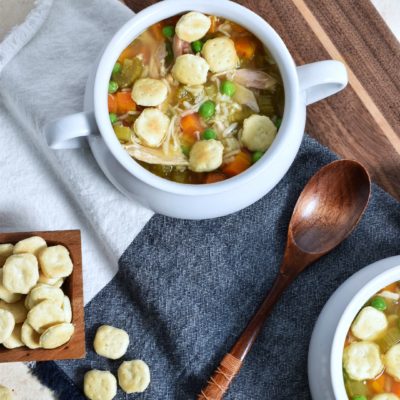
[34,135,400,399]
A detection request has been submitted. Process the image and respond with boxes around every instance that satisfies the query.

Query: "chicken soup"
[108,12,284,184]
[343,283,400,400]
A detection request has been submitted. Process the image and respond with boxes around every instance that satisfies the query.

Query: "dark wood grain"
[198,160,371,399]
[123,0,400,200]
[0,230,85,362]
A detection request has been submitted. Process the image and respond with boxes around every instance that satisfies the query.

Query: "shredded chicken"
[233,69,276,90]
[223,149,240,163]
[149,43,168,78]
[140,64,149,78]
[170,119,181,151]
[172,35,192,58]
[222,137,241,153]
[217,22,232,37]
[177,89,205,115]
[117,112,130,121]
[205,91,239,131]
[210,70,236,81]
[210,75,221,90]
[162,116,177,154]
[212,120,225,135]
[233,83,259,112]
[222,122,239,137]
[182,101,192,109]
[124,142,188,166]
[184,85,204,97]
[180,106,201,117]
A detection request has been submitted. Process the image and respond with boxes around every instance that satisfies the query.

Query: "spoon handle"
[197,272,294,400]
[197,352,242,400]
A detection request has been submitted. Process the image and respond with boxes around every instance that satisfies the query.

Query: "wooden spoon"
[198,159,371,400]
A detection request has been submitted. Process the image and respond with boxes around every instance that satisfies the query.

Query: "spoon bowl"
[198,160,371,400]
[290,159,371,255]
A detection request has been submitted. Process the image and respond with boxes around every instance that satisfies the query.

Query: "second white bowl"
[308,255,400,399]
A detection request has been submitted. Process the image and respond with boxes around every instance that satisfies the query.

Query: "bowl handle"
[45,111,98,149]
[297,60,348,106]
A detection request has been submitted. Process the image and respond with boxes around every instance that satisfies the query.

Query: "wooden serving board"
[0,230,85,362]
[124,0,400,201]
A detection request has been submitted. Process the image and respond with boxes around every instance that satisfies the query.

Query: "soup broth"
[108,12,284,184]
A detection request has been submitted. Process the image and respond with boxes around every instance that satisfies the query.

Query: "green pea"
[351,396,367,400]
[191,40,203,53]
[220,80,236,97]
[112,62,122,74]
[202,128,217,140]
[252,151,264,163]
[181,145,190,157]
[162,25,175,38]
[370,296,387,311]
[108,81,119,94]
[199,100,216,120]
[275,117,282,129]
[109,113,118,124]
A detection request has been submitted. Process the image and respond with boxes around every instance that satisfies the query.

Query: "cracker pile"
[0,236,74,350]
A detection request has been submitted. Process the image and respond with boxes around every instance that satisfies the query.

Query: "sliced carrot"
[368,373,386,394]
[205,172,226,184]
[180,113,204,145]
[383,283,398,292]
[222,151,252,177]
[108,94,117,114]
[180,113,204,135]
[118,40,150,64]
[118,46,137,63]
[343,335,352,347]
[150,22,164,41]
[164,15,180,26]
[392,380,400,395]
[234,37,257,60]
[231,22,247,33]
[116,91,136,114]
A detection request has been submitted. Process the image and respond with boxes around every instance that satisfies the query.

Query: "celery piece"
[376,326,400,352]
[113,125,131,142]
[113,57,143,88]
[345,379,369,397]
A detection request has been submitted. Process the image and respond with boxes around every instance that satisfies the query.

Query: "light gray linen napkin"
[0,0,152,305]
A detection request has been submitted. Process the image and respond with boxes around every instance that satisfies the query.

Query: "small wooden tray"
[0,230,85,362]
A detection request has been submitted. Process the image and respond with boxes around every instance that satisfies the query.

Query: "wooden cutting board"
[124,0,400,201]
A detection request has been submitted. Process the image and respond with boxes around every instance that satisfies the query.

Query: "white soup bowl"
[45,0,348,219]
